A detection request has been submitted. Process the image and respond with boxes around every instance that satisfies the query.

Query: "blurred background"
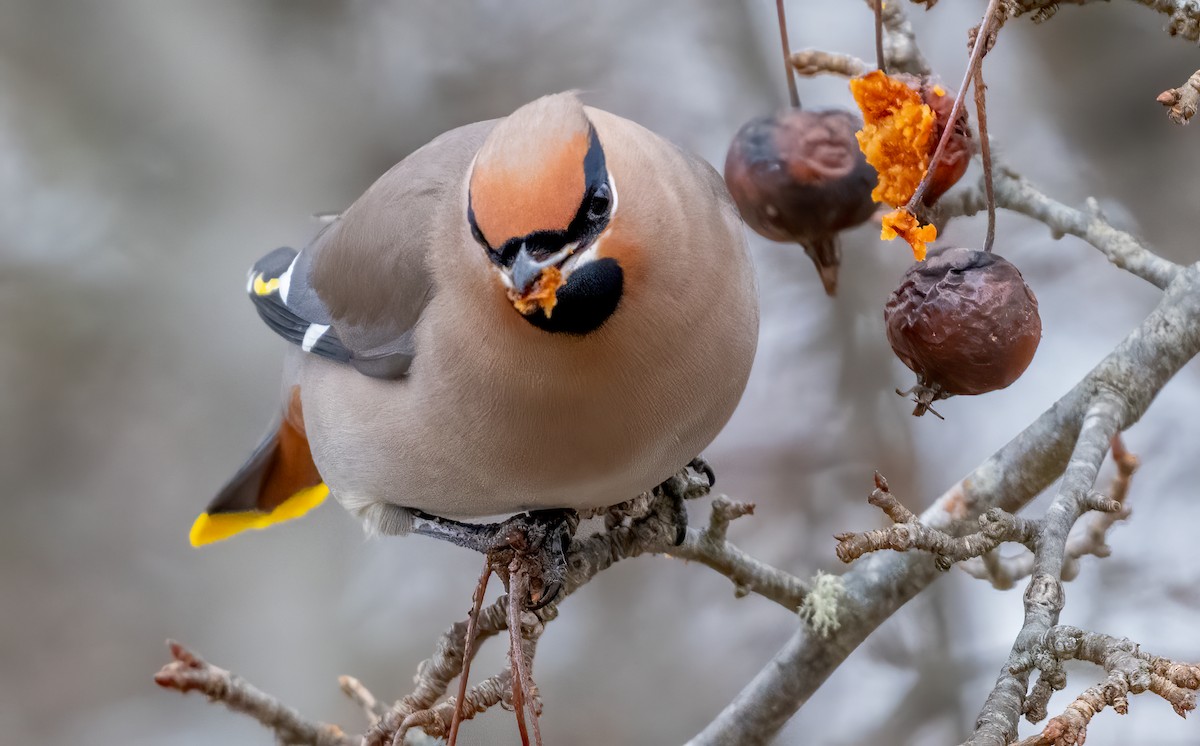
[2,1,1199,744]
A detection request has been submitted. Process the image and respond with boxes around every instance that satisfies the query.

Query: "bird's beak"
[510,242,575,295]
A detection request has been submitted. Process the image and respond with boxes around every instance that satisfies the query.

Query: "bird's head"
[467,93,623,335]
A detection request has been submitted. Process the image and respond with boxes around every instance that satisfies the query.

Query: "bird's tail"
[190,388,327,546]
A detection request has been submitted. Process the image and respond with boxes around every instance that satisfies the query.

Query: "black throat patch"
[523,258,623,335]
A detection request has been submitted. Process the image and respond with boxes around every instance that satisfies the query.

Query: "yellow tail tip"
[189,483,330,547]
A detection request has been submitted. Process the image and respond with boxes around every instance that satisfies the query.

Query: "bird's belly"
[296,354,732,520]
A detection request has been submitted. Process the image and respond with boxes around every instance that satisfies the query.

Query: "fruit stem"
[874,0,886,73]
[905,0,1003,212]
[776,0,801,109]
[447,562,492,746]
[974,67,996,253]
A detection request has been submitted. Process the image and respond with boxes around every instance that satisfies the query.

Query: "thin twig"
[789,50,869,78]
[873,0,886,71]
[835,473,1044,571]
[973,68,996,253]
[418,668,514,739]
[507,568,541,746]
[339,676,386,727]
[674,497,809,608]
[775,0,800,108]
[906,0,1004,211]
[154,641,355,746]
[871,0,931,76]
[1157,68,1200,124]
[447,562,492,746]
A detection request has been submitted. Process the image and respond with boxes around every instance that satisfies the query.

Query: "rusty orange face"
[469,131,591,250]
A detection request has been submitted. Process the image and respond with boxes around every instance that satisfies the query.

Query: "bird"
[190,92,759,585]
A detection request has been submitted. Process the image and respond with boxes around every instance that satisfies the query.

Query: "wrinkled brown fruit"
[724,108,877,295]
[885,248,1041,417]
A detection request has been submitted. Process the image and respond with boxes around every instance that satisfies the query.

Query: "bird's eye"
[588,184,611,220]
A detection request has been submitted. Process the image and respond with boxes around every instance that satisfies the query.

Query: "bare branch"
[966,394,1125,746]
[361,481,809,745]
[938,168,1183,289]
[1008,1,1200,42]
[1157,69,1200,124]
[960,435,1139,586]
[876,0,932,76]
[339,676,387,727]
[154,640,356,746]
[1011,626,1200,746]
[973,65,996,253]
[402,668,515,742]
[834,478,1041,570]
[673,496,811,609]
[789,50,868,78]
[687,262,1200,746]
[446,562,492,746]
[505,568,542,746]
[395,640,541,745]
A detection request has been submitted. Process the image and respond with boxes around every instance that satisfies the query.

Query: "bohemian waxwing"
[190,92,759,570]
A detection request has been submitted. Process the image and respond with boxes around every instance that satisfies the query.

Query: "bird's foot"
[439,511,572,746]
[411,508,578,609]
[650,456,717,546]
[688,456,716,489]
[484,508,577,610]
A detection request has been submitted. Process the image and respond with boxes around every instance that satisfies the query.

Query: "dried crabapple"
[884,247,1041,417]
[724,108,877,295]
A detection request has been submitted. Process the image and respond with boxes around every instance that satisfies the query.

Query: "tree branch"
[789,50,869,78]
[687,261,1200,746]
[339,676,387,728]
[959,435,1138,587]
[828,0,929,76]
[1007,0,1200,42]
[159,473,815,745]
[879,0,932,75]
[965,395,1126,746]
[674,495,811,609]
[1011,626,1200,746]
[154,640,357,746]
[1157,68,1200,124]
[835,474,1042,571]
[937,168,1183,289]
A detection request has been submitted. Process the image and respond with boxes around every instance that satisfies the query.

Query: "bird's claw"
[688,456,716,488]
[486,508,577,610]
[652,457,718,547]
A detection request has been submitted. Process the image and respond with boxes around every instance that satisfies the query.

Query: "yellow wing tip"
[189,483,330,547]
[252,274,281,296]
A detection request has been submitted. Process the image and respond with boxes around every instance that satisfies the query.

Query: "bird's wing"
[248,242,350,361]
[249,119,498,379]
